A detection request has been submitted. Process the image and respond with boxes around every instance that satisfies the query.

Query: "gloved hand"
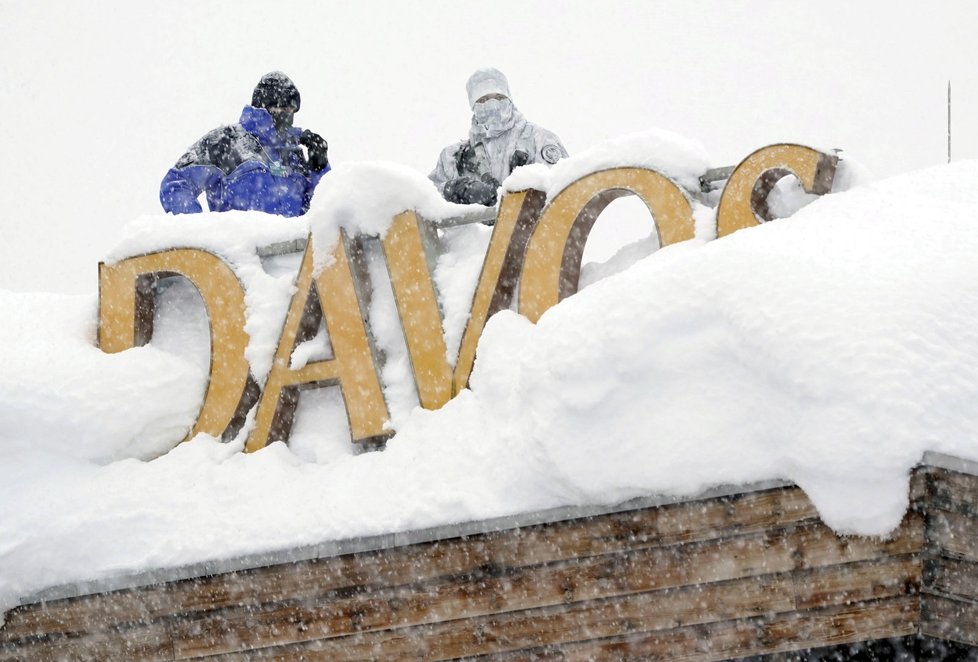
[509,150,530,172]
[444,174,499,206]
[454,143,480,175]
[299,130,330,172]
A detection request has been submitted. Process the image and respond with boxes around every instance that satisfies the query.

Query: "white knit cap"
[466,68,511,108]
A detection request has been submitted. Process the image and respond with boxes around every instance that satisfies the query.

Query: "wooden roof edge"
[921,450,978,476]
[17,477,790,607]
[19,452,978,608]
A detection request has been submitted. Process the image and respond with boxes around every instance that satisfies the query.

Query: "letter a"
[244,233,391,453]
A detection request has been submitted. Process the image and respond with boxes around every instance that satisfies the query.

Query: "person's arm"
[527,124,568,167]
[299,130,330,174]
[430,141,498,205]
[159,129,230,214]
[429,142,465,195]
[293,130,330,214]
[443,174,498,206]
[300,162,331,215]
[537,134,568,165]
[160,161,220,214]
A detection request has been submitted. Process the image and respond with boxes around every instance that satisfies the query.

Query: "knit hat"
[252,72,301,112]
[466,68,511,108]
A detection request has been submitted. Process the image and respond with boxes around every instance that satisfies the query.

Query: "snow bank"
[3,159,978,620]
[306,161,481,270]
[106,212,309,263]
[467,162,978,534]
[107,213,309,383]
[0,292,205,463]
[505,128,713,196]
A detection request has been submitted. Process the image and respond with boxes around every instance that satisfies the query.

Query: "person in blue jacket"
[160,72,330,217]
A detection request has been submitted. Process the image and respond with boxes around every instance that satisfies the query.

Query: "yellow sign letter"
[245,234,391,453]
[98,249,252,441]
[716,143,838,238]
[519,168,695,323]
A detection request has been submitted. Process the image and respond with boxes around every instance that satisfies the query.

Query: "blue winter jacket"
[160,106,329,217]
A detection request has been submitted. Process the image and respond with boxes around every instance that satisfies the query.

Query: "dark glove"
[454,143,480,176]
[509,150,530,173]
[299,130,330,172]
[444,175,499,206]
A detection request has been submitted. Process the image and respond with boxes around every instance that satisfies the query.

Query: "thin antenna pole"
[948,80,952,164]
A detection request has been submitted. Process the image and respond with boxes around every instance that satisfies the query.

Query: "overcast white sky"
[1,1,976,293]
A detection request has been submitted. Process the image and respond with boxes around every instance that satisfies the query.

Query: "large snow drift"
[2,157,978,619]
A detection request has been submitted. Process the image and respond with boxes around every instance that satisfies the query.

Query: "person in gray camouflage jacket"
[430,68,567,206]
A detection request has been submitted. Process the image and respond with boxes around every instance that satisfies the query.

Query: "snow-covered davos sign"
[98,143,837,454]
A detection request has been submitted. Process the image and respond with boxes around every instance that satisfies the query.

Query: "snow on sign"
[98,143,837,452]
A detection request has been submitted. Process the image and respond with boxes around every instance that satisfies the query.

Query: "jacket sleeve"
[309,162,330,186]
[530,125,568,166]
[160,163,222,214]
[160,126,243,214]
[429,141,465,195]
[300,163,331,214]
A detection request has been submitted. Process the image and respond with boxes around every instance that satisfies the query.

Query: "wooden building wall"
[2,458,978,660]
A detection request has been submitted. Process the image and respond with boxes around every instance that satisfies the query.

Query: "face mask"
[268,108,295,133]
[473,98,514,136]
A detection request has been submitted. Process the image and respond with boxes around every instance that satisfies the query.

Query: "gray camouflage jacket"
[429,113,567,194]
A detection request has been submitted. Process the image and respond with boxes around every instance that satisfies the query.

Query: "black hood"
[252,71,300,112]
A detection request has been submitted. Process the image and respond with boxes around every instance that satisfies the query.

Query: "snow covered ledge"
[2,455,976,658]
[6,135,978,640]
[10,453,971,608]
[95,139,842,454]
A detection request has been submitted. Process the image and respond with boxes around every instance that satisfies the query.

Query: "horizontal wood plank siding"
[212,557,920,661]
[488,598,919,662]
[0,487,818,642]
[921,595,978,647]
[919,466,978,648]
[6,464,978,659]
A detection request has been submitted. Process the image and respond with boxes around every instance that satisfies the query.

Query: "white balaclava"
[467,68,517,140]
[466,68,511,108]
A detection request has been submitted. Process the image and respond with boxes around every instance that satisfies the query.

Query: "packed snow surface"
[504,128,713,196]
[306,161,482,271]
[3,158,978,618]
